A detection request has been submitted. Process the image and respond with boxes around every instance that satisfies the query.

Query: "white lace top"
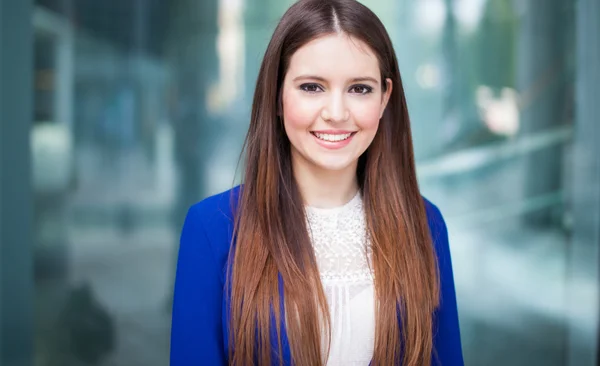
[305,191,375,366]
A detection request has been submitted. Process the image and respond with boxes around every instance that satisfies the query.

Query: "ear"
[380,78,393,119]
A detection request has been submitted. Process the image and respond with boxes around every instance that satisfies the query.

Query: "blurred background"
[1,0,598,365]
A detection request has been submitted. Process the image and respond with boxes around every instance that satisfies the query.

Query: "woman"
[170,0,463,365]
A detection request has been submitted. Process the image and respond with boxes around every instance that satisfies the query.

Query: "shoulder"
[189,185,241,228]
[421,196,452,266]
[183,185,242,269]
[421,196,447,240]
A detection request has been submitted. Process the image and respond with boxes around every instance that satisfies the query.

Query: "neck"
[292,156,359,209]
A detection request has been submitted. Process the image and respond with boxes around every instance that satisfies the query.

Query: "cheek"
[351,100,382,132]
[282,89,317,131]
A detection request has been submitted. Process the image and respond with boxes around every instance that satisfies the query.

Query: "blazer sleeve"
[170,204,227,365]
[428,202,464,366]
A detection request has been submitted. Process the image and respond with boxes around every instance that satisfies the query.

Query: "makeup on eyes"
[299,83,374,94]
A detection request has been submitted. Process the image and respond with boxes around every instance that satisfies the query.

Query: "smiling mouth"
[311,131,357,142]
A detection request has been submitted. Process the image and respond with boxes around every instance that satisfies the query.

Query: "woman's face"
[281,33,392,174]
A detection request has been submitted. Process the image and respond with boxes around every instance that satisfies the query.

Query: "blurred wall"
[1,1,34,366]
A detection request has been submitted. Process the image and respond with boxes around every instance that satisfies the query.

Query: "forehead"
[286,34,381,81]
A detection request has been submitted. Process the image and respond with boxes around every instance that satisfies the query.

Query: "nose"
[321,92,349,123]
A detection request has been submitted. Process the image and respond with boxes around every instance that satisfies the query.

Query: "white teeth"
[313,132,352,142]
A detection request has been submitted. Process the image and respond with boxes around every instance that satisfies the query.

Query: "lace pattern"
[305,191,375,366]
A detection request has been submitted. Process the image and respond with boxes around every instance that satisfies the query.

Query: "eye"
[349,84,373,95]
[300,83,324,93]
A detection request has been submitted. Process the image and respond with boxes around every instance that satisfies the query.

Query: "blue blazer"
[170,186,464,365]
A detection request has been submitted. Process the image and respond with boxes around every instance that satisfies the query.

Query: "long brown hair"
[228,0,439,365]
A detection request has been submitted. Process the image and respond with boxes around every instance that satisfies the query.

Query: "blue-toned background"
[1,0,598,365]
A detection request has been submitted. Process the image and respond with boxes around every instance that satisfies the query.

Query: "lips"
[310,131,357,149]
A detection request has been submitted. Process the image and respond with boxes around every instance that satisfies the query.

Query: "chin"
[310,156,357,172]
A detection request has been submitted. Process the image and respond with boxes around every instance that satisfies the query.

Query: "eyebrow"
[292,75,379,84]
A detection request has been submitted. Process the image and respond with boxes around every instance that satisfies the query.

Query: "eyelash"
[299,83,374,95]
